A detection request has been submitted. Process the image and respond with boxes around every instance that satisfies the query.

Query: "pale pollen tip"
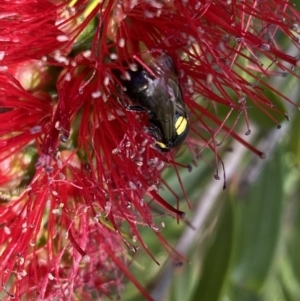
[56,35,69,42]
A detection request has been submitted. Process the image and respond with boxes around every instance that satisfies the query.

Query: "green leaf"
[169,262,200,301]
[285,184,300,293]
[287,112,300,166]
[190,199,234,301]
[231,148,284,293]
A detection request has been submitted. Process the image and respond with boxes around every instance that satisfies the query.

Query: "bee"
[115,54,189,152]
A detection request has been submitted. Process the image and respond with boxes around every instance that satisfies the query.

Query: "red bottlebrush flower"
[0,0,299,300]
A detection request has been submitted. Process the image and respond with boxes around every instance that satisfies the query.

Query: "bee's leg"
[145,126,157,134]
[146,119,163,140]
[117,96,145,112]
[126,105,145,112]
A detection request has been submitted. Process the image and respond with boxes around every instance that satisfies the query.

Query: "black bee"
[115,54,189,152]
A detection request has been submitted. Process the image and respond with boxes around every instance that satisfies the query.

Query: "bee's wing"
[150,78,178,146]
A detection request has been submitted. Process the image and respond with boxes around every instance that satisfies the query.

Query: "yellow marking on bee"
[175,116,188,135]
[156,141,168,149]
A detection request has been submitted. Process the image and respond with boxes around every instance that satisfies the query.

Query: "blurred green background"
[117,9,300,301]
[120,80,300,301]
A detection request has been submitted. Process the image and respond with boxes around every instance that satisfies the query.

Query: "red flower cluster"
[0,0,299,300]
